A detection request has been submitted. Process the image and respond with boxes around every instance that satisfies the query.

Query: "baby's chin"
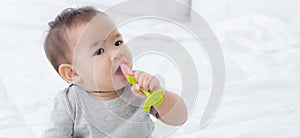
[111,77,128,91]
[94,81,127,92]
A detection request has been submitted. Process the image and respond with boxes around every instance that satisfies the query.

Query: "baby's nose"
[110,49,123,61]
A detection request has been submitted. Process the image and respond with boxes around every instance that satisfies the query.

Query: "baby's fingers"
[134,71,141,82]
[142,75,154,91]
[137,73,146,87]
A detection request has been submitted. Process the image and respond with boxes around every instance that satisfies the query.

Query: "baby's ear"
[58,64,81,84]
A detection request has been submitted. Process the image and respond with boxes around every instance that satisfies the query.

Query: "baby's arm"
[131,71,188,126]
[44,91,74,138]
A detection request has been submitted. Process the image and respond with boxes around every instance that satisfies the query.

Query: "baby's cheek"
[124,46,133,61]
[94,69,112,89]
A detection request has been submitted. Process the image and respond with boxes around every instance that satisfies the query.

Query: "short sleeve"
[150,106,159,118]
[43,90,74,138]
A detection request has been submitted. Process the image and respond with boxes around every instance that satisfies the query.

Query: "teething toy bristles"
[120,63,164,112]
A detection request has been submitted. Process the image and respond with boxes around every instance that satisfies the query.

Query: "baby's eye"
[95,48,105,55]
[114,40,123,46]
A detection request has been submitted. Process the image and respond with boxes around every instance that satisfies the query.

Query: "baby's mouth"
[114,60,131,78]
[115,65,123,75]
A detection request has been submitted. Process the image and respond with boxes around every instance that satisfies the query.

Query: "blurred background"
[0,0,300,137]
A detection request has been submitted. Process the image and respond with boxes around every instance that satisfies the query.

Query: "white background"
[0,0,300,137]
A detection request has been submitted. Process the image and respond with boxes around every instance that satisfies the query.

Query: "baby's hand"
[131,71,161,99]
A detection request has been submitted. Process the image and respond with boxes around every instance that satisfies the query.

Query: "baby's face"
[71,14,132,92]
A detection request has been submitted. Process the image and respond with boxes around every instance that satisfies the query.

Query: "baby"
[43,6,187,138]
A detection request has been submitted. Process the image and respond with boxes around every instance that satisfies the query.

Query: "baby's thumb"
[131,84,145,98]
[131,84,139,91]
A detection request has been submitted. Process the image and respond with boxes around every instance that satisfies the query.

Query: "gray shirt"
[44,84,157,138]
